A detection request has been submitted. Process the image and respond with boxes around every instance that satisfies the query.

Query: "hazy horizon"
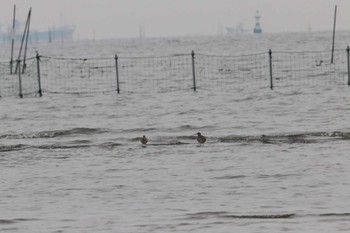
[0,0,349,40]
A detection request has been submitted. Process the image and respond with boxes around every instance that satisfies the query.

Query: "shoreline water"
[1,32,350,233]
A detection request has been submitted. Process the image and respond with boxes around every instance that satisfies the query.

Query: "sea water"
[1,31,350,233]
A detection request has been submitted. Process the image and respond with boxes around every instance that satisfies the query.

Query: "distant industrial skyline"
[0,0,349,40]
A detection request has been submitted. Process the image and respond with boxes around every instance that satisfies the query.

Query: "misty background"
[0,0,349,40]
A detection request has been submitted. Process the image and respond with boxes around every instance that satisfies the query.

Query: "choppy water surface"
[1,31,350,232]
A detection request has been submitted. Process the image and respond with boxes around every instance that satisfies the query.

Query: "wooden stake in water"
[347,46,350,85]
[36,52,42,97]
[115,54,120,94]
[269,49,273,90]
[17,60,23,98]
[191,50,197,92]
[48,27,52,43]
[10,5,16,75]
[15,7,31,74]
[331,5,337,64]
[23,7,32,74]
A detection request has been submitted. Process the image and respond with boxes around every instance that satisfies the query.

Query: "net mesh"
[195,52,270,91]
[0,58,39,97]
[118,54,192,93]
[21,58,40,96]
[272,49,347,87]
[0,61,16,97]
[40,56,116,95]
[0,48,348,97]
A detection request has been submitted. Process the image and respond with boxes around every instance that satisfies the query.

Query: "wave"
[222,214,296,219]
[0,127,106,139]
[185,211,296,220]
[119,127,158,134]
[3,127,349,143]
[0,144,28,152]
[0,218,39,225]
[226,212,350,219]
[186,211,350,220]
[2,130,350,152]
[218,131,350,144]
[0,144,92,152]
[213,175,247,179]
[319,213,350,217]
[145,142,189,146]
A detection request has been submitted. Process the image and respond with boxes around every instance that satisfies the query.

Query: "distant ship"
[31,25,75,42]
[253,10,262,34]
[0,22,75,42]
[226,10,263,36]
[226,22,248,35]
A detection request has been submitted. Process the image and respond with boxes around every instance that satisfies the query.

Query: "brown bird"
[196,132,206,145]
[141,135,148,145]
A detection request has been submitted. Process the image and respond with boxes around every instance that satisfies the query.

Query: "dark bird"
[196,132,206,145]
[141,135,148,145]
[315,60,323,67]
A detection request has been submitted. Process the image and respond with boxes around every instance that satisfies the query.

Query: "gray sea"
[1,31,350,233]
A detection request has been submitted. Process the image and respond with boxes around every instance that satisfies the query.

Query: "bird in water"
[196,132,206,145]
[141,135,148,145]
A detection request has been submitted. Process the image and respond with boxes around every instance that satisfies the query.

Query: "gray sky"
[1,0,349,39]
